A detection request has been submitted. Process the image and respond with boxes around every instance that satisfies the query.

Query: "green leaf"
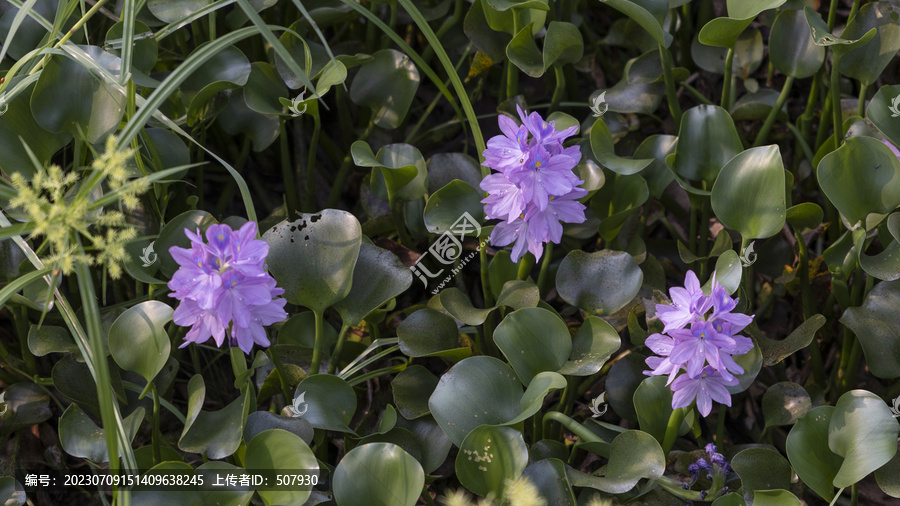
[244,410,314,446]
[178,375,250,459]
[156,210,218,278]
[392,365,440,420]
[218,91,280,151]
[507,22,544,77]
[333,443,424,506]
[148,0,209,23]
[589,118,654,175]
[456,425,529,499]
[349,49,420,129]
[828,389,900,488]
[59,403,143,463]
[868,85,900,149]
[262,210,362,313]
[566,430,665,493]
[599,0,673,48]
[243,62,289,115]
[769,9,826,79]
[855,228,900,281]
[787,405,842,501]
[725,340,763,395]
[27,324,77,356]
[556,249,643,315]
[520,458,577,506]
[786,202,824,230]
[671,105,744,186]
[278,311,338,350]
[698,17,754,49]
[423,180,485,234]
[708,250,743,295]
[0,77,71,178]
[333,242,412,326]
[875,451,900,499]
[762,381,811,430]
[804,6,876,55]
[494,307,572,384]
[752,490,802,505]
[508,372,567,425]
[244,429,319,506]
[816,136,900,229]
[839,3,900,85]
[711,145,787,239]
[30,51,125,143]
[292,374,357,433]
[558,316,621,376]
[109,301,173,386]
[397,308,459,357]
[756,315,826,366]
[543,21,583,68]
[428,356,523,446]
[359,142,430,202]
[633,376,677,444]
[731,447,793,496]
[0,382,51,436]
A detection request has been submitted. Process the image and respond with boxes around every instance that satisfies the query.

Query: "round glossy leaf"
[262,210,362,313]
[566,430,665,493]
[356,141,430,203]
[156,210,217,278]
[507,23,544,77]
[0,382,51,435]
[59,403,144,463]
[711,145,787,239]
[786,406,842,501]
[838,2,900,86]
[842,280,900,379]
[429,356,523,446]
[293,374,357,433]
[698,17,754,49]
[423,180,485,235]
[27,325,77,356]
[543,21,583,68]
[426,153,483,192]
[731,89,789,121]
[394,414,454,474]
[731,447,793,496]
[181,45,251,93]
[762,382,811,430]
[0,77,71,178]
[218,91,280,151]
[507,372,567,426]
[349,49,420,129]
[106,21,158,74]
[333,443,424,506]
[243,62,289,115]
[519,458,577,506]
[558,316,621,376]
[817,136,900,228]
[672,105,744,185]
[828,389,900,488]
[30,52,125,143]
[557,249,643,315]
[51,354,127,418]
[633,376,677,444]
[868,85,900,148]
[494,307,572,384]
[875,452,900,498]
[725,342,762,395]
[333,242,412,326]
[178,385,250,460]
[109,301,173,384]
[589,118,654,175]
[634,134,678,198]
[786,202,824,230]
[244,429,319,506]
[707,250,742,295]
[753,490,802,505]
[456,425,529,499]
[600,0,673,47]
[397,308,459,357]
[769,9,825,78]
[605,352,647,421]
[278,311,338,350]
[196,461,255,506]
[243,410,314,446]
[392,365,440,419]
[725,0,785,20]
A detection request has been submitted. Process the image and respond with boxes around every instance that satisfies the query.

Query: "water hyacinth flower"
[480,105,587,262]
[168,222,287,354]
[644,271,755,416]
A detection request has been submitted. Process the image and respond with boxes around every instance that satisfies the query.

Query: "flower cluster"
[480,106,587,263]
[684,443,732,498]
[6,136,144,278]
[644,271,754,417]
[168,222,287,354]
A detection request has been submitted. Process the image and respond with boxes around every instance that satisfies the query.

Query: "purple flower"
[168,221,287,354]
[644,270,755,416]
[671,366,738,417]
[481,107,587,262]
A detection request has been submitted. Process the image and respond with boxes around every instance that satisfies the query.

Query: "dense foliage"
[1,0,900,505]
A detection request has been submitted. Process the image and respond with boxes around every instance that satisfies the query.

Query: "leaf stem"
[327,324,351,375]
[659,43,683,127]
[753,76,795,147]
[831,51,843,151]
[661,407,685,454]
[310,310,325,375]
[721,48,734,109]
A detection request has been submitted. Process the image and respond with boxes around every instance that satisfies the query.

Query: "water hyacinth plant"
[2,0,900,505]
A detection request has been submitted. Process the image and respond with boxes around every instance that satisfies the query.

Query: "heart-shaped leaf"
[292,374,357,433]
[332,242,412,326]
[178,375,251,459]
[711,145,787,240]
[828,389,900,488]
[244,429,319,506]
[787,405,843,501]
[558,316,621,376]
[769,9,826,79]
[109,301,173,386]
[333,443,424,506]
[671,105,744,186]
[397,308,459,357]
[494,307,572,384]
[59,403,144,463]
[456,425,529,499]
[349,49,420,129]
[557,250,643,315]
[762,381,811,430]
[842,280,900,378]
[262,210,362,313]
[566,430,665,493]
